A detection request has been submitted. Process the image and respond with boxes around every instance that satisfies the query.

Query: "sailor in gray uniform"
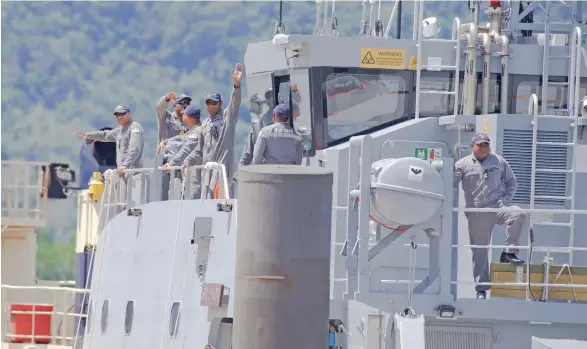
[162,105,203,199]
[74,105,144,206]
[454,133,526,299]
[156,92,192,145]
[238,93,266,167]
[252,104,303,165]
[185,63,243,199]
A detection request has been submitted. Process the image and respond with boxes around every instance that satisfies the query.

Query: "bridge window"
[100,299,109,335]
[323,69,408,143]
[417,71,457,117]
[512,76,587,114]
[124,301,134,335]
[169,302,180,339]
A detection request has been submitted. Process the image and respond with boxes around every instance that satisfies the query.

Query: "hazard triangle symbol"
[361,52,376,64]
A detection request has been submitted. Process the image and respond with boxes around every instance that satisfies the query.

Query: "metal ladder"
[414,0,461,119]
[529,27,583,265]
[540,0,570,115]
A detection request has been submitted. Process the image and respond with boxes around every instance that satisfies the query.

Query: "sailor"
[74,105,144,205]
[261,87,275,126]
[454,133,526,300]
[252,104,303,165]
[184,63,243,199]
[156,92,192,145]
[238,93,266,167]
[162,105,203,199]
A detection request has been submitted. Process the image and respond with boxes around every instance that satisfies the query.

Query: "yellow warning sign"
[482,119,490,134]
[408,56,418,70]
[360,48,405,69]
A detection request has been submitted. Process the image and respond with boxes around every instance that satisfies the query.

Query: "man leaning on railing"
[454,133,527,300]
[74,105,144,207]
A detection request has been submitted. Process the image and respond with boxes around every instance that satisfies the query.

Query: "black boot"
[476,291,487,299]
[500,252,524,264]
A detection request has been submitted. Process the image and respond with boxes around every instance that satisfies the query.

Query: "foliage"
[36,228,76,280]
[2,1,471,278]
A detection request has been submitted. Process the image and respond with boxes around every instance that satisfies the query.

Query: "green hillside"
[1,1,470,279]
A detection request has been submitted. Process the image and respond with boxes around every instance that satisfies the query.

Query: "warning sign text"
[360,48,406,69]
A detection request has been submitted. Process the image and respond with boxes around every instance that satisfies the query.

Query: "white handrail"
[1,284,90,346]
[106,161,231,200]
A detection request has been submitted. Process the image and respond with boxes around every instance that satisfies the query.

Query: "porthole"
[100,300,109,334]
[169,302,180,339]
[124,301,134,335]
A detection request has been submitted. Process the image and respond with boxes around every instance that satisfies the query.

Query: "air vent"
[502,129,568,206]
[426,325,492,349]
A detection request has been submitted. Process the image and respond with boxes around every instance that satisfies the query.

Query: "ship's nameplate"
[200,283,224,307]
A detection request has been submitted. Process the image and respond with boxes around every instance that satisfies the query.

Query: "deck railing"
[1,284,89,346]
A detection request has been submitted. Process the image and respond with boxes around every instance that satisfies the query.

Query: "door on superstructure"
[216,317,233,349]
[272,70,315,157]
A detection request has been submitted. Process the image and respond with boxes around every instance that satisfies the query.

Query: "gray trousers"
[185,167,202,200]
[465,205,527,292]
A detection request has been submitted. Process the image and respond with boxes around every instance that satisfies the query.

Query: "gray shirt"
[156,96,188,144]
[252,121,303,165]
[187,86,242,178]
[239,120,263,167]
[163,135,185,159]
[169,124,202,166]
[85,121,144,168]
[454,153,517,208]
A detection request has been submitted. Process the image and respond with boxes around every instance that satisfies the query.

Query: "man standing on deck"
[184,63,243,199]
[252,104,303,165]
[74,105,144,206]
[238,93,266,168]
[454,133,527,299]
[162,105,203,199]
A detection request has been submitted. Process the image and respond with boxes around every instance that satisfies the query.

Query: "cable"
[527,227,538,301]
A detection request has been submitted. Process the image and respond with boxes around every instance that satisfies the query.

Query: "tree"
[36,228,76,281]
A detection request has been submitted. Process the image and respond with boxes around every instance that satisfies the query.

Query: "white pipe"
[384,0,400,39]
[414,0,425,119]
[369,0,376,37]
[569,27,582,265]
[314,0,323,35]
[495,34,510,113]
[488,6,510,114]
[331,0,337,35]
[322,0,329,35]
[412,1,419,40]
[479,33,492,114]
[460,23,478,115]
[360,0,367,36]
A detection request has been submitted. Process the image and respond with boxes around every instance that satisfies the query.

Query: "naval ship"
[2,0,587,348]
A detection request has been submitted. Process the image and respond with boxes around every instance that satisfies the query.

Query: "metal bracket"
[217,202,233,212]
[127,208,142,217]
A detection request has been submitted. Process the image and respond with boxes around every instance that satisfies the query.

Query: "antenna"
[274,0,285,35]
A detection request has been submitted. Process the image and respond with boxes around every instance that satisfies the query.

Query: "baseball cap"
[174,94,192,105]
[205,93,222,103]
[250,93,265,104]
[184,105,201,118]
[113,105,131,115]
[273,104,290,118]
[472,133,491,144]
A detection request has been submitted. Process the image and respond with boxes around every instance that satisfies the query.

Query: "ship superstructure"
[2,1,587,349]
